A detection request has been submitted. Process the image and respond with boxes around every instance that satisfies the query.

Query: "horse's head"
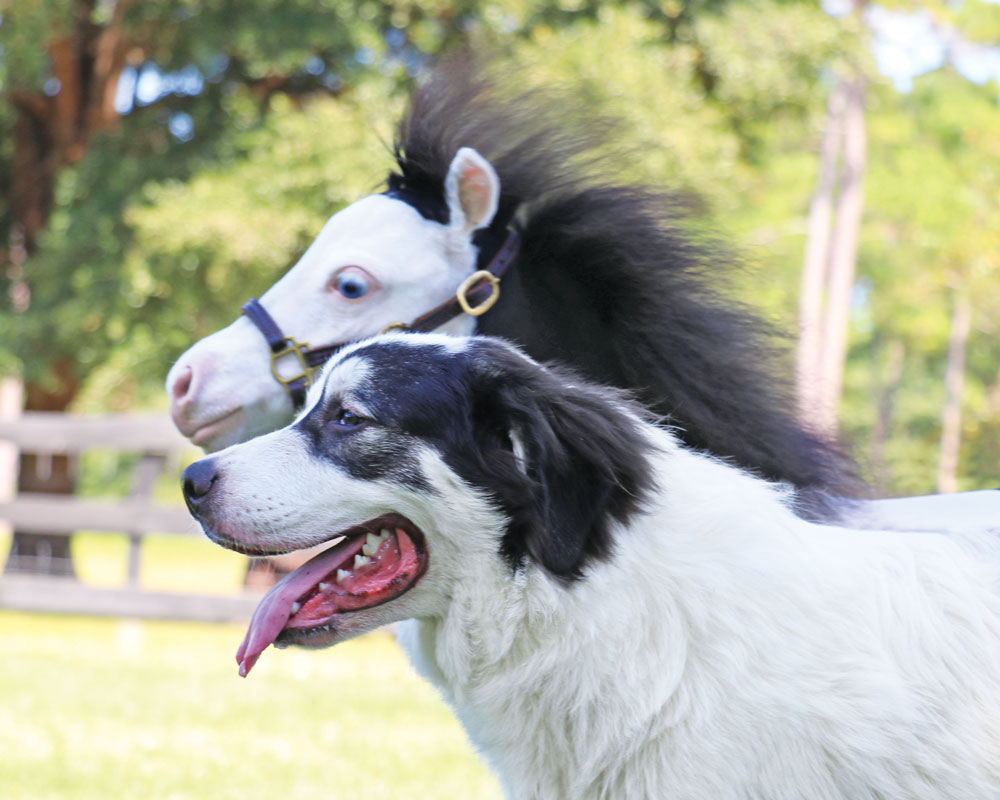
[166,148,501,451]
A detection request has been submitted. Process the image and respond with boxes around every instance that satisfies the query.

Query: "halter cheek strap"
[240,227,520,410]
[240,298,316,409]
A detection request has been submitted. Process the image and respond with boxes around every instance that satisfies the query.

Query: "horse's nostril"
[171,364,194,401]
[182,459,219,510]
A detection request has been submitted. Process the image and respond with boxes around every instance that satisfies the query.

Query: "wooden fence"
[0,406,261,622]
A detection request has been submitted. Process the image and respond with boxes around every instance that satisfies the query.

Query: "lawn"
[0,533,503,800]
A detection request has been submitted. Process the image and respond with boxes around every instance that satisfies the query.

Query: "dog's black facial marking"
[296,382,432,493]
[336,429,432,491]
[314,337,654,582]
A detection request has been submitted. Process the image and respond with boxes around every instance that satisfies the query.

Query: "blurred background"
[0,0,998,797]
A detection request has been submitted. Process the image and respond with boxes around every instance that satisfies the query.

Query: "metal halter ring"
[456,270,501,317]
[380,321,410,334]
[269,336,317,390]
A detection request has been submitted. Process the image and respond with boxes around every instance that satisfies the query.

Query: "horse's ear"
[469,344,653,581]
[445,147,500,235]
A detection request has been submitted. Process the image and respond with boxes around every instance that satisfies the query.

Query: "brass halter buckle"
[456,270,501,316]
[269,336,317,391]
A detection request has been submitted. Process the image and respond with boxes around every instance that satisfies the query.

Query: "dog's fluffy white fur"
[193,334,1000,799]
[403,453,1000,798]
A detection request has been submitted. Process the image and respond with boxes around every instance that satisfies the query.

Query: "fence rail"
[0,408,263,622]
[0,412,185,451]
[0,494,198,536]
[0,575,260,621]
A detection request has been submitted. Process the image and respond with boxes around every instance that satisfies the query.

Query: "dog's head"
[182,334,654,675]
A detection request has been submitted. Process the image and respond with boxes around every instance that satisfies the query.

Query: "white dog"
[182,333,1000,800]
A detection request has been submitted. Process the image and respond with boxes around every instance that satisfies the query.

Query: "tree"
[0,0,483,573]
[3,0,996,551]
[845,67,1000,494]
[794,0,870,437]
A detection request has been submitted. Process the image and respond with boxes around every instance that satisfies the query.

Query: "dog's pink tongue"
[236,536,358,677]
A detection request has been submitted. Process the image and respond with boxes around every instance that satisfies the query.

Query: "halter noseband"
[240,227,521,409]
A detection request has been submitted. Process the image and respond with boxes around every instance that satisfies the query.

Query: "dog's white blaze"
[314,356,376,416]
[333,330,474,361]
[293,354,374,427]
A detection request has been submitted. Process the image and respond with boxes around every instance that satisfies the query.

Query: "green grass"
[0,530,263,593]
[0,535,503,799]
[0,615,502,800]
[70,532,251,593]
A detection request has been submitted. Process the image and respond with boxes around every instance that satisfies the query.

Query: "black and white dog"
[183,333,1000,799]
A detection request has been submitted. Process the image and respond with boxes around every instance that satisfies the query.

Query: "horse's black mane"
[388,57,857,512]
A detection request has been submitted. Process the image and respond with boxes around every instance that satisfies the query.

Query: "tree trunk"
[5,0,130,575]
[0,378,21,506]
[937,292,972,494]
[4,361,81,576]
[870,338,905,494]
[797,80,847,425]
[815,76,867,436]
[987,363,1000,416]
[796,75,867,438]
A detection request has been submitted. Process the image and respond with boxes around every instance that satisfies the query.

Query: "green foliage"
[31,83,401,409]
[119,85,399,354]
[0,0,74,91]
[3,0,999,492]
[849,70,1000,492]
[950,0,1000,44]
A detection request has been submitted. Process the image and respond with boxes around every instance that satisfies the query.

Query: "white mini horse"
[166,59,998,532]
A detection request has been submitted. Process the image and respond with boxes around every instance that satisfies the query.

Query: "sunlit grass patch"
[0,612,501,800]
[34,532,248,594]
[0,528,247,593]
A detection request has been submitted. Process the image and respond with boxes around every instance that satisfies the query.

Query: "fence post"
[0,378,23,539]
[126,453,166,586]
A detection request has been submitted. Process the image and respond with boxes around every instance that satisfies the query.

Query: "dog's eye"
[327,407,368,432]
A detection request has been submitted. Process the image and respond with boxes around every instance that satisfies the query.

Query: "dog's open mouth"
[236,513,427,677]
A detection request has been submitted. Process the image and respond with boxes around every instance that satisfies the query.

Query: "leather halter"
[241,228,521,409]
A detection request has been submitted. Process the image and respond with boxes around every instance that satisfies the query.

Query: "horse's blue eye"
[334,272,370,299]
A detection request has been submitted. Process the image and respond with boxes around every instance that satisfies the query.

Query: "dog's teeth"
[318,582,331,591]
[290,602,301,614]
[360,529,392,557]
[336,569,351,584]
[354,554,371,569]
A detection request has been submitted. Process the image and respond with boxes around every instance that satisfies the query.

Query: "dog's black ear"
[468,342,654,581]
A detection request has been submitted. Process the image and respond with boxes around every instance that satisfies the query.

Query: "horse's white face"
[166,148,500,452]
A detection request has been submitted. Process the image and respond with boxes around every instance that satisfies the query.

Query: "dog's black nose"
[182,459,219,515]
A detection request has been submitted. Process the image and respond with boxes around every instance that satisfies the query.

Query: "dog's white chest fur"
[398,445,1000,800]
